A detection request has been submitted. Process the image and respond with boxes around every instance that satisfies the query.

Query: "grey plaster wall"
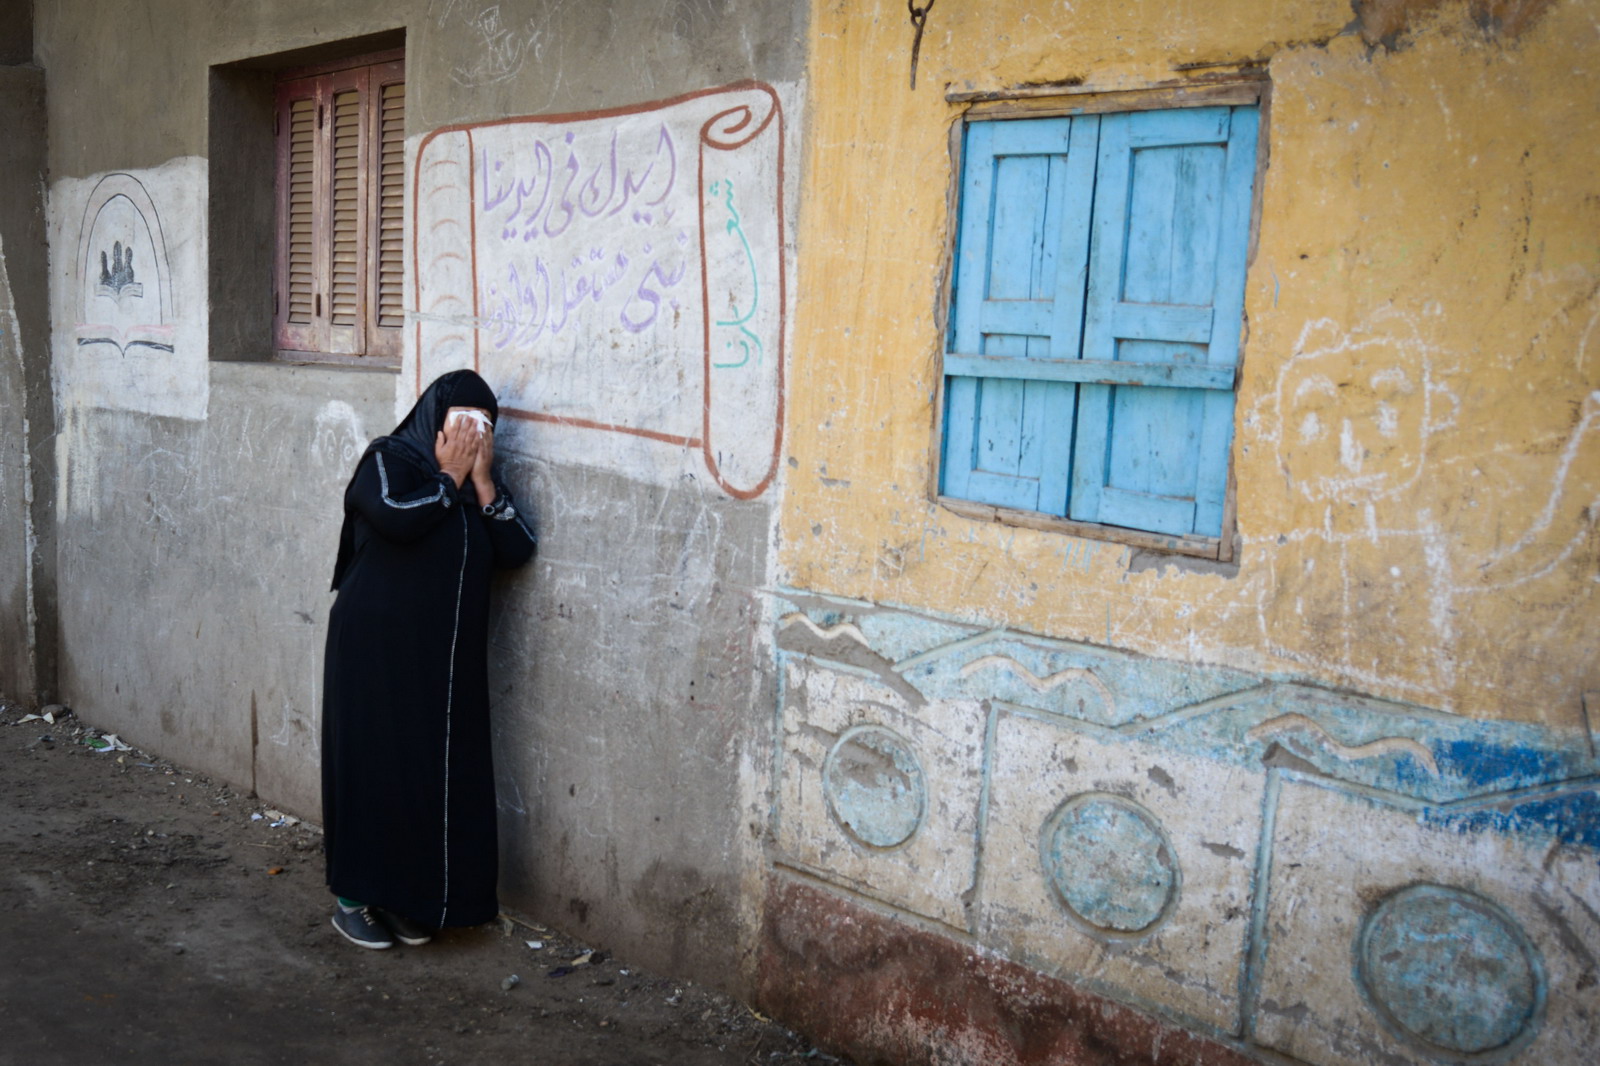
[53,364,393,810]
[35,0,808,180]
[0,62,53,704]
[36,0,806,993]
[483,455,775,978]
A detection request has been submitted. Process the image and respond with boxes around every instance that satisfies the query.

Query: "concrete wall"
[33,0,806,992]
[761,1,1599,1064]
[0,49,53,706]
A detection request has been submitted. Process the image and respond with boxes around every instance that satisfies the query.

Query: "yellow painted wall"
[781,0,1600,724]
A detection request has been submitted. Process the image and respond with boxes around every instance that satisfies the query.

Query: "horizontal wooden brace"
[944,353,1235,390]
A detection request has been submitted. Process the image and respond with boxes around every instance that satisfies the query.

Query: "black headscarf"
[330,370,500,590]
[386,369,500,468]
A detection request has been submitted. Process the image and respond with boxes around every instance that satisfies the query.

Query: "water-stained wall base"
[758,876,1259,1066]
[766,595,1600,1064]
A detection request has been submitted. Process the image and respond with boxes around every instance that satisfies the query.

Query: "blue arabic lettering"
[708,179,763,369]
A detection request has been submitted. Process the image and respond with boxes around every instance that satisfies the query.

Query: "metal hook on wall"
[907,0,937,91]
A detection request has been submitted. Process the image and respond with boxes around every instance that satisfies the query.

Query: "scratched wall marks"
[769,597,1600,1064]
[413,82,786,499]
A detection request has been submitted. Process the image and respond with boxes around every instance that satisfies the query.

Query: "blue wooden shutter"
[1069,105,1258,537]
[942,115,1099,515]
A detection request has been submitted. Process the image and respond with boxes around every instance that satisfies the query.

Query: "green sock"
[336,896,364,910]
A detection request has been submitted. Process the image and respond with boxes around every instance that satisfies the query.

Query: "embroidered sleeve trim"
[376,453,452,510]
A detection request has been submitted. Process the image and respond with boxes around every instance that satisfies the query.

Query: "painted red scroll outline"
[412,81,785,500]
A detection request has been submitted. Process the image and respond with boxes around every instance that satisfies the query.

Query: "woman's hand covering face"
[470,420,496,500]
[434,411,482,488]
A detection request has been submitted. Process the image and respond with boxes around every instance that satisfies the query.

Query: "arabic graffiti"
[479,125,677,241]
[708,179,762,370]
[434,1,544,89]
[413,82,787,499]
[478,123,694,346]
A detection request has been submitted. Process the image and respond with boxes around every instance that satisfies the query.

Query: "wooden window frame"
[929,79,1270,562]
[272,49,404,365]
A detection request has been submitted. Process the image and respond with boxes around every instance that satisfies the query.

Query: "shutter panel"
[363,67,405,359]
[285,99,317,324]
[375,78,405,330]
[273,54,405,360]
[1070,106,1258,537]
[325,76,367,353]
[942,115,1098,515]
[275,85,322,352]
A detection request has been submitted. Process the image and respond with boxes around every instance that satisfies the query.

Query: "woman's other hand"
[435,422,478,488]
[471,423,496,503]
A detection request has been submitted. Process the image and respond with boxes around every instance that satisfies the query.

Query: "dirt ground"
[0,698,850,1066]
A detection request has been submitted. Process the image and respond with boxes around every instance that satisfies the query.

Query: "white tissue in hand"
[448,410,493,431]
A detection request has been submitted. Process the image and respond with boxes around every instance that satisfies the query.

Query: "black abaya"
[321,373,535,928]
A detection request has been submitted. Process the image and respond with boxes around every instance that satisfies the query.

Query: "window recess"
[936,87,1263,559]
[273,54,404,361]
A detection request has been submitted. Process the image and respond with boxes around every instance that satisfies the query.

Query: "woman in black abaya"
[321,370,535,949]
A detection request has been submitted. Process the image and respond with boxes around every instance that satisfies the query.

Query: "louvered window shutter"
[367,64,405,357]
[942,116,1097,515]
[275,86,322,352]
[325,82,366,352]
[273,57,404,358]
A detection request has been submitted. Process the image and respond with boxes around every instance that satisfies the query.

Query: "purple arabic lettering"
[480,149,512,211]
[606,123,677,219]
[577,130,619,219]
[489,292,518,350]
[516,140,554,239]
[544,143,581,240]
[547,265,572,336]
[485,259,556,350]
[523,258,551,345]
[619,256,688,334]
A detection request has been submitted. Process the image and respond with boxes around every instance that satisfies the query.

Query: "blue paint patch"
[1424,789,1600,852]
[1041,794,1178,937]
[1412,739,1570,793]
[1357,884,1544,1055]
[899,632,1259,728]
[822,725,927,849]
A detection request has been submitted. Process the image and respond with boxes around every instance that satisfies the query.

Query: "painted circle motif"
[1357,885,1544,1056]
[822,725,926,849]
[1041,794,1178,936]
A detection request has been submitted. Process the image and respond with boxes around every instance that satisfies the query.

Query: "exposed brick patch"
[756,876,1260,1066]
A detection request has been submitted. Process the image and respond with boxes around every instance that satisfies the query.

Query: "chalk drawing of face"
[1275,317,1437,505]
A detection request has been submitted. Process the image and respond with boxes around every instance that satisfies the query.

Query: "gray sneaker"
[374,907,435,946]
[332,905,395,950]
